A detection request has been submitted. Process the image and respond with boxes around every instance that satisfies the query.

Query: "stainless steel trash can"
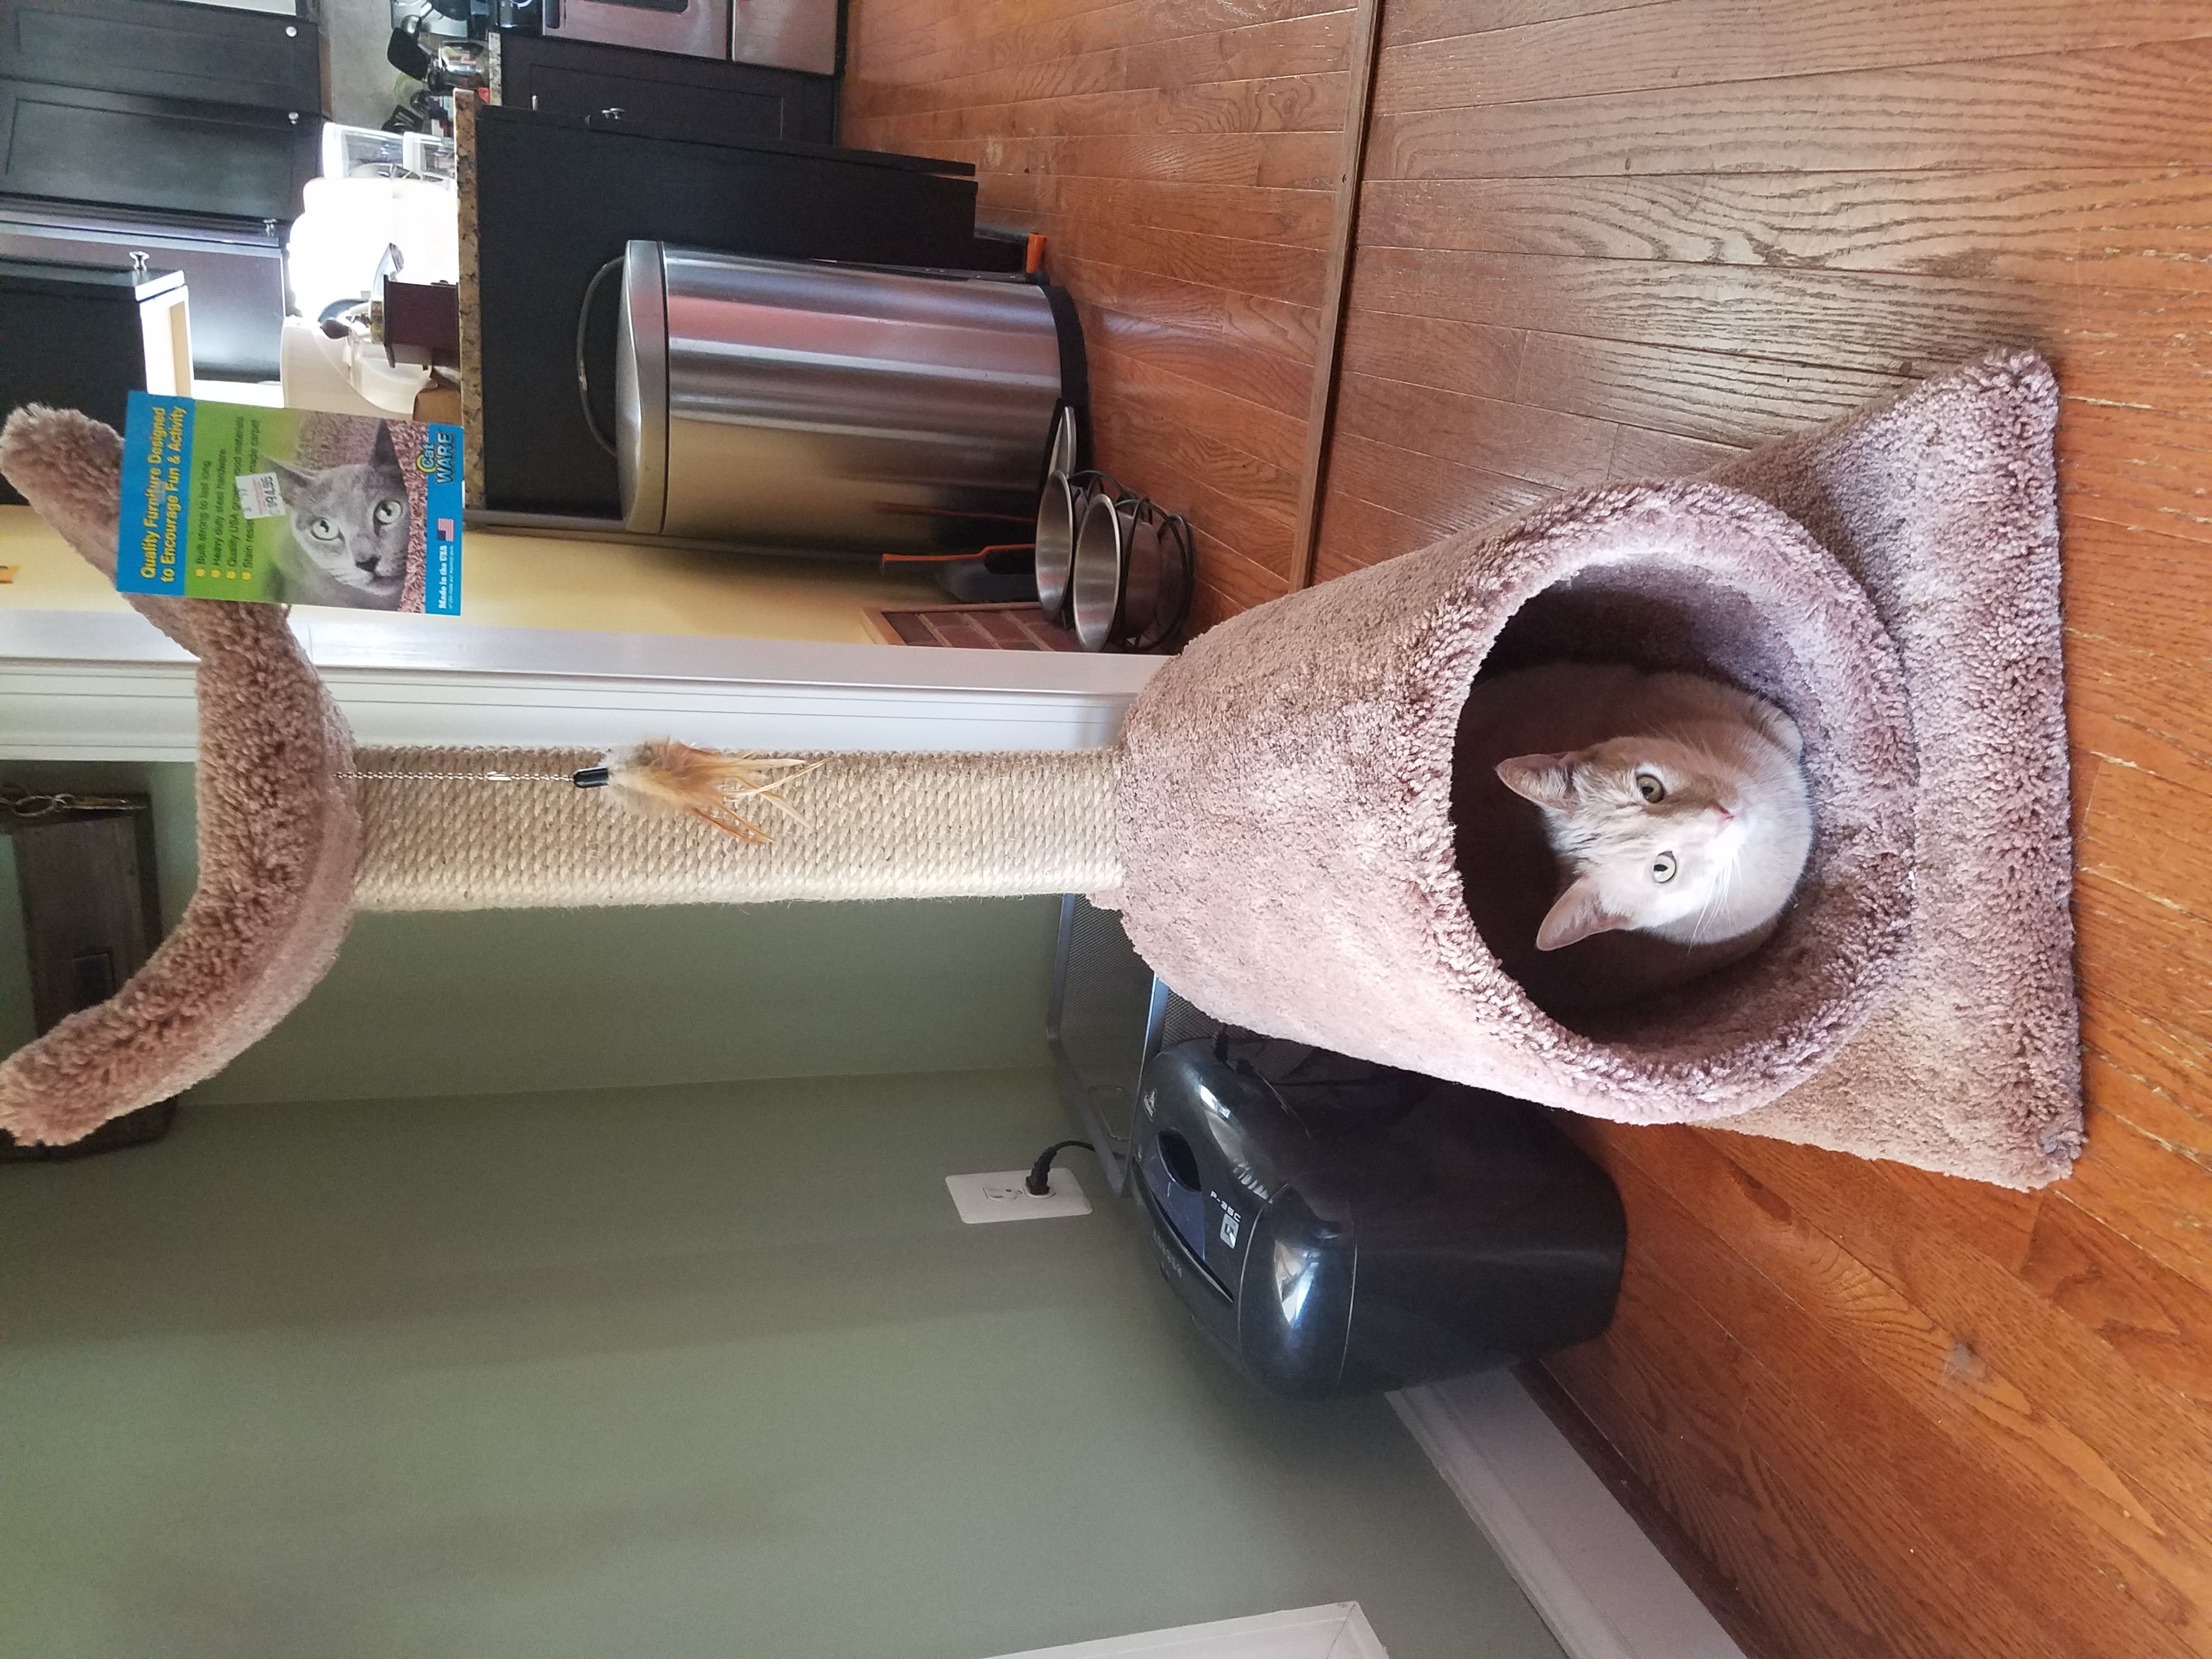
[614,241,1074,552]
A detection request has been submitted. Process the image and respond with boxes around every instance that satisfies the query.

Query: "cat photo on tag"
[115,394,462,615]
[262,422,411,610]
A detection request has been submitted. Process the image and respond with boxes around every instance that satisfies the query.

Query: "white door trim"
[984,1602,1386,1659]
[1392,1373,1746,1659]
[0,608,1164,759]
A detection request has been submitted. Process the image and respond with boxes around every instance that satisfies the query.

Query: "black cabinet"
[475,105,987,516]
[0,0,323,117]
[495,32,836,146]
[0,0,321,224]
[0,80,319,223]
[0,258,167,505]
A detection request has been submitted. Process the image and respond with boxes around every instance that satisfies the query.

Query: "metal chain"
[0,785,148,821]
[338,771,572,783]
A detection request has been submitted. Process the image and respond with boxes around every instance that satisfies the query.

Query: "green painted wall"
[195,896,1062,1103]
[0,1070,1565,1659]
[0,761,1062,1103]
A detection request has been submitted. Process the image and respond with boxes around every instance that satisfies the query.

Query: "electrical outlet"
[945,1166,1091,1224]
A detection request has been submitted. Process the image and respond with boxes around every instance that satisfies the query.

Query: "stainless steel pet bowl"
[1040,466,1128,628]
[1036,471,1079,621]
[1072,490,1191,652]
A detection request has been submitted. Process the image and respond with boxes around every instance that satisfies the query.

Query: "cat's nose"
[1709,804,1734,822]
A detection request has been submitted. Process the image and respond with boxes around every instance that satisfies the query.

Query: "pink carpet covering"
[0,354,2081,1185]
[1113,350,2080,1188]
[1702,352,2079,1187]
[0,408,362,1147]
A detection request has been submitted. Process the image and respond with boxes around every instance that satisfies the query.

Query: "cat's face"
[1497,735,1754,950]
[269,427,409,603]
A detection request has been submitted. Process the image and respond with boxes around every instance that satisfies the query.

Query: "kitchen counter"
[456,93,485,509]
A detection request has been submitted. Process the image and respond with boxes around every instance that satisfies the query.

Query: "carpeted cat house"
[0,349,2081,1188]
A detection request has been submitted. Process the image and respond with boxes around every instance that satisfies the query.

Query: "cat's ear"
[1763,706,1805,760]
[1497,752,1576,808]
[1535,875,1628,951]
[263,455,313,488]
[369,423,399,468]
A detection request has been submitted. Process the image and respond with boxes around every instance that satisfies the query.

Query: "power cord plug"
[1025,1138,1095,1196]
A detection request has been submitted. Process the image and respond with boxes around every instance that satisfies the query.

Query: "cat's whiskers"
[1692,881,1717,941]
[1694,857,1735,944]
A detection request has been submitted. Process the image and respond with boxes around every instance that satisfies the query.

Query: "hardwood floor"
[846,2,2212,1654]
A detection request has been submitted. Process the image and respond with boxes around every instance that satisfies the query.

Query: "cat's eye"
[1651,851,1678,883]
[373,499,403,526]
[308,516,338,541]
[1636,773,1666,803]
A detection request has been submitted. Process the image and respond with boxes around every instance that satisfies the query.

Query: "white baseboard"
[1392,1372,1745,1659]
[985,1602,1385,1659]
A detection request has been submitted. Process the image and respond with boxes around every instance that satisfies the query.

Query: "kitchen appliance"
[0,203,285,381]
[607,240,1080,553]
[493,31,837,145]
[1136,1034,1626,1400]
[539,0,837,74]
[433,39,494,88]
[542,0,727,60]
[322,123,457,183]
[0,258,190,507]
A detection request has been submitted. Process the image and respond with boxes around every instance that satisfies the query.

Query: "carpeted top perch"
[0,350,2083,1187]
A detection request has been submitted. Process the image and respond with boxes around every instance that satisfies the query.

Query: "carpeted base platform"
[1702,351,2079,1187]
[1114,350,2079,1188]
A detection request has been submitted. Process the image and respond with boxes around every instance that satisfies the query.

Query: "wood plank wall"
[847,4,2212,1655]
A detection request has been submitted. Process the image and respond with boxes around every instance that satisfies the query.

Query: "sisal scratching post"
[352,747,1121,910]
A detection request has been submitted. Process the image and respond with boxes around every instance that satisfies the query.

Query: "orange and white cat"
[1468,662,1813,952]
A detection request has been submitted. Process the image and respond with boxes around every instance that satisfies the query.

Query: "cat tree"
[0,349,2081,1187]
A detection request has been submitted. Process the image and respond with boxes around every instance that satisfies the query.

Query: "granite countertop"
[455,91,483,509]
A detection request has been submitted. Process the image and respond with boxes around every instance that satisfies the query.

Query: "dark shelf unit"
[495,32,838,148]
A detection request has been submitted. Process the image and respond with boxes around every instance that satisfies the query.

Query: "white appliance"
[280,173,458,415]
[278,317,428,417]
[541,0,834,74]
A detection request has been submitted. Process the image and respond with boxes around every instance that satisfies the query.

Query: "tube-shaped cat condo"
[0,351,2081,1188]
[1108,483,1915,1125]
